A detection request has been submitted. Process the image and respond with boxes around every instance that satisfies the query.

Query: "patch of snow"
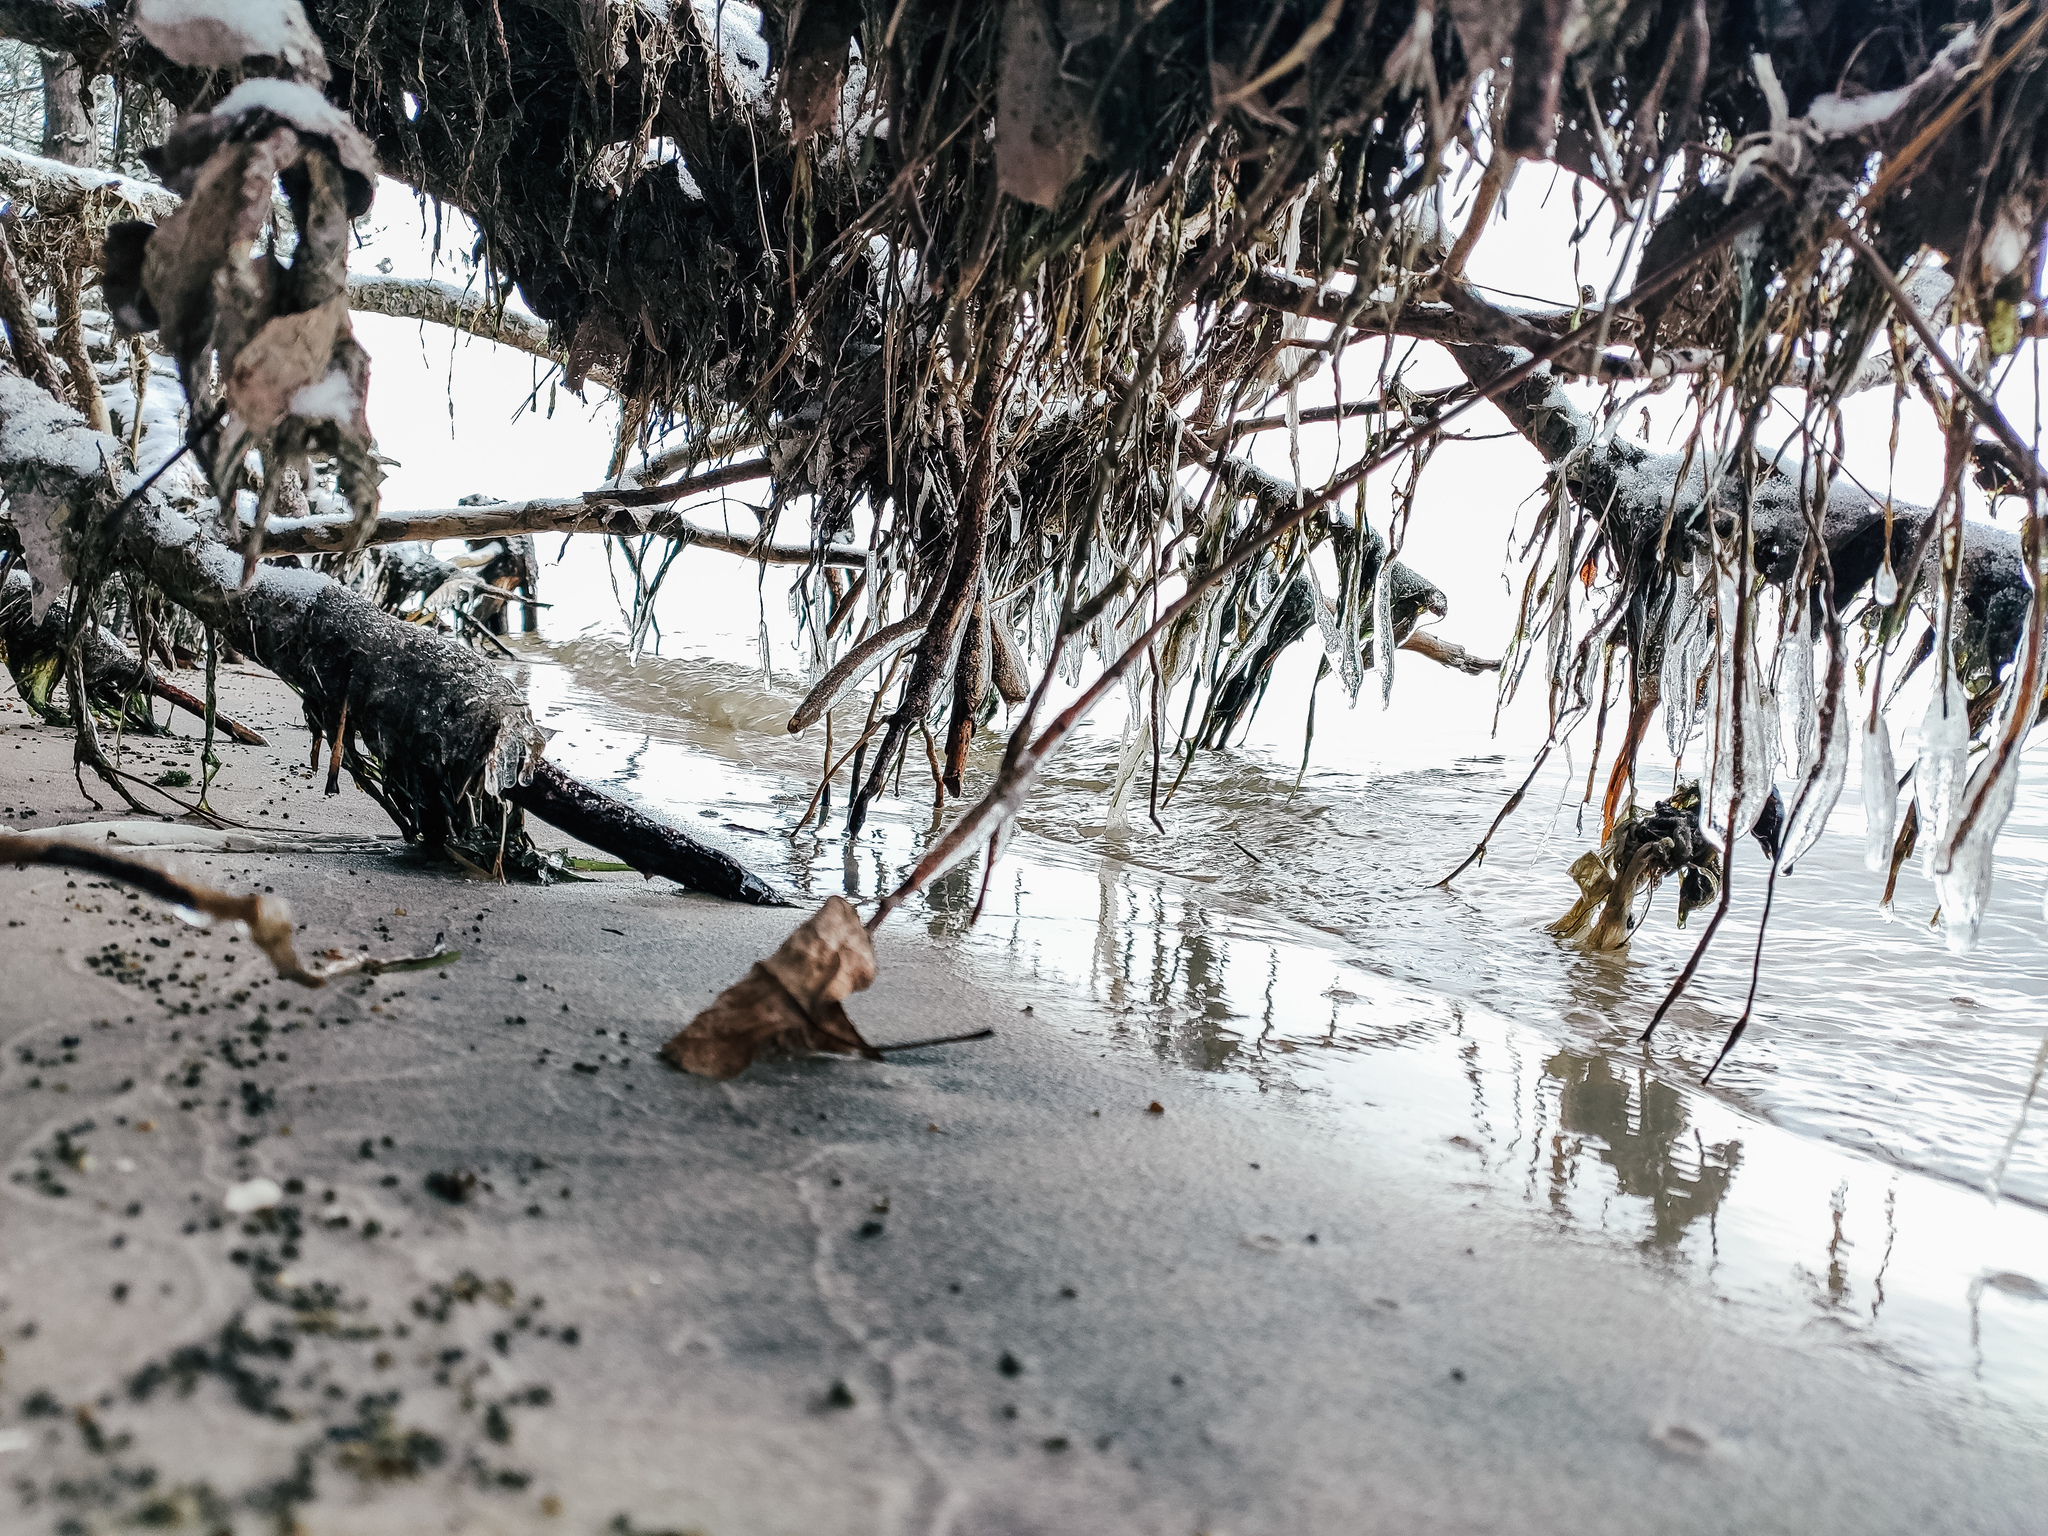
[213,79,354,141]
[691,0,771,107]
[259,561,336,610]
[1804,26,1976,140]
[287,368,362,426]
[1805,83,1914,137]
[135,0,327,80]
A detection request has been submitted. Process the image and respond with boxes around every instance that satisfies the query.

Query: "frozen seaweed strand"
[1705,569,1740,837]
[1915,663,1969,878]
[1543,501,1574,715]
[1104,711,1153,832]
[1862,710,1898,873]
[1337,531,1367,704]
[1304,559,1350,692]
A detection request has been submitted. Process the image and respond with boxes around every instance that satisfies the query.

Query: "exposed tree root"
[1,567,264,742]
[506,761,788,907]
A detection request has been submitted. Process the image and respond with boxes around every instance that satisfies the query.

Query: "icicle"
[1660,573,1696,757]
[1873,559,1899,606]
[1780,606,1817,777]
[1752,599,1783,785]
[1778,632,1847,870]
[1780,716,1848,868]
[1862,711,1897,873]
[1914,665,1969,879]
[1373,549,1396,708]
[1938,503,2047,948]
[1933,728,2021,953]
[1326,520,1366,705]
[1705,570,1738,838]
[1701,562,1769,840]
[1933,670,2029,953]
[1703,563,1777,838]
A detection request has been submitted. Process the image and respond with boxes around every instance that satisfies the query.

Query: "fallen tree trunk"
[1451,341,2030,679]
[0,374,782,901]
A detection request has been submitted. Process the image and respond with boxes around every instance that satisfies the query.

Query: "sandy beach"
[3,665,2046,1536]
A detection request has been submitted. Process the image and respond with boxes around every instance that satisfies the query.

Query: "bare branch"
[1401,630,1501,674]
[343,275,609,388]
[261,486,865,567]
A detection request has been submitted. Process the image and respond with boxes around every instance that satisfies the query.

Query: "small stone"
[223,1178,282,1214]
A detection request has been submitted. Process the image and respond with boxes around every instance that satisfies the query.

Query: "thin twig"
[870,1028,995,1054]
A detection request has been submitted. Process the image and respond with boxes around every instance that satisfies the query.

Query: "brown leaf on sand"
[662,896,882,1079]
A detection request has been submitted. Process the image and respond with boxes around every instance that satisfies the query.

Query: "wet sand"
[2,666,2045,1535]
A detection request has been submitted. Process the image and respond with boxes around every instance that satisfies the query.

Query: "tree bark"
[37,49,95,165]
[1450,342,2032,688]
[0,221,60,397]
[344,275,611,389]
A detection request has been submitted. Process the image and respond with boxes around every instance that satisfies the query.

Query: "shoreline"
[3,666,2045,1534]
[516,627,2048,1214]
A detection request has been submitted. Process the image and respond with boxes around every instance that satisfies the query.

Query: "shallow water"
[504,635,2048,1412]
[518,636,2048,1209]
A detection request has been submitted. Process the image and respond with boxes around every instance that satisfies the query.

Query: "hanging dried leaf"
[779,0,861,143]
[141,129,297,369]
[661,895,882,1079]
[226,293,349,437]
[994,0,1110,208]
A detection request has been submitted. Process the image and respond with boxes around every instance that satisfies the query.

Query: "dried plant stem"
[2,832,455,986]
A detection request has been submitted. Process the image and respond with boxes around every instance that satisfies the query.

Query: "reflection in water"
[1544,1050,1741,1251]
[519,644,2048,1408]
